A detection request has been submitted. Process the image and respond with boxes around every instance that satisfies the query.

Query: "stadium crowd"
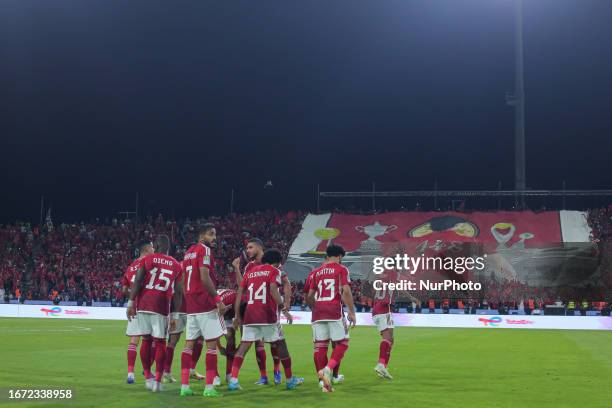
[0,211,305,305]
[1,208,611,312]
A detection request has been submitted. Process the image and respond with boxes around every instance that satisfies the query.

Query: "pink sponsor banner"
[315,211,562,253]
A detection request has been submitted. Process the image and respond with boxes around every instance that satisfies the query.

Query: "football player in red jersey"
[162,265,188,384]
[233,238,295,385]
[126,235,184,393]
[371,268,418,380]
[179,224,226,398]
[233,238,269,384]
[217,288,237,383]
[307,244,356,392]
[228,249,301,391]
[371,268,397,380]
[303,267,344,387]
[122,240,154,384]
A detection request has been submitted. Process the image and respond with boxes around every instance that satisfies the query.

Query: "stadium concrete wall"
[1,304,611,331]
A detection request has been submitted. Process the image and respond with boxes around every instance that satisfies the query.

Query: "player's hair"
[154,234,171,255]
[247,237,264,248]
[326,244,346,258]
[199,223,215,237]
[136,240,152,255]
[261,248,282,265]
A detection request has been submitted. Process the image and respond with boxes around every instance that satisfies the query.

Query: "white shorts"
[125,315,141,337]
[373,313,394,332]
[169,313,187,335]
[312,319,349,342]
[137,311,168,339]
[242,323,283,343]
[186,310,226,341]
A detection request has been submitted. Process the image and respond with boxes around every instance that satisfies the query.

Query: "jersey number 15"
[145,268,172,292]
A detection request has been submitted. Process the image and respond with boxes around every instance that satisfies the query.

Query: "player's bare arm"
[200,265,225,315]
[232,257,243,285]
[169,279,183,332]
[270,282,283,308]
[282,277,292,311]
[341,284,357,327]
[233,286,244,329]
[306,288,316,306]
[272,282,292,323]
[126,265,146,321]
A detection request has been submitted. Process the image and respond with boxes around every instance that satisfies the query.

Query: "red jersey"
[170,261,187,314]
[372,270,398,316]
[122,257,144,307]
[218,288,237,307]
[241,260,261,302]
[303,270,315,295]
[182,243,217,314]
[121,257,143,290]
[310,262,350,322]
[218,288,237,320]
[242,260,289,298]
[136,253,183,316]
[240,264,282,325]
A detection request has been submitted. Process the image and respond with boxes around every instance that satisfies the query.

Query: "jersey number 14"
[247,282,267,304]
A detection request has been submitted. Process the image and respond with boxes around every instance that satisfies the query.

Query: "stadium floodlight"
[513,0,526,208]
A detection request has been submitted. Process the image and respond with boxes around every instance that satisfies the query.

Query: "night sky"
[1,0,611,222]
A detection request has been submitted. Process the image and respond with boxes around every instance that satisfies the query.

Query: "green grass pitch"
[0,317,611,408]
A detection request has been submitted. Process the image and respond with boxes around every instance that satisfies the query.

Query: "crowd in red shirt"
[0,210,305,303]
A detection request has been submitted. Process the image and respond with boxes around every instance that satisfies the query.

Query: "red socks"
[327,340,349,370]
[205,348,218,385]
[164,344,175,373]
[154,339,166,383]
[192,338,203,369]
[150,340,156,368]
[280,357,292,379]
[231,355,244,379]
[271,343,281,373]
[313,341,329,372]
[140,338,152,379]
[333,361,341,378]
[181,348,193,386]
[225,341,236,375]
[379,339,392,367]
[255,343,267,377]
[331,342,341,377]
[127,343,137,373]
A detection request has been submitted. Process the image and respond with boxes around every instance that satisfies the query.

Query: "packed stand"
[1,211,305,304]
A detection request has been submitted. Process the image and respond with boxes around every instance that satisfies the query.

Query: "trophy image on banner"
[355,221,397,254]
[486,222,536,283]
[306,227,341,255]
[353,221,397,280]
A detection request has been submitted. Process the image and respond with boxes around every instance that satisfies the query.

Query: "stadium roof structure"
[319,190,612,198]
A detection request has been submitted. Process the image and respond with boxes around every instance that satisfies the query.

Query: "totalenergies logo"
[41,307,62,316]
[478,316,502,327]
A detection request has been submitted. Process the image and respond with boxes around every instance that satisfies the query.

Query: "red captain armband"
[214,295,222,304]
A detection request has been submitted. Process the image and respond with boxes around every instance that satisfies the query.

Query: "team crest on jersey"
[203,255,210,264]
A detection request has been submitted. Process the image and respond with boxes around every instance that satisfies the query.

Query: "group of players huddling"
[123,224,395,397]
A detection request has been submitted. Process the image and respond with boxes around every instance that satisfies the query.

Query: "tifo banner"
[1,305,610,331]
[285,211,593,281]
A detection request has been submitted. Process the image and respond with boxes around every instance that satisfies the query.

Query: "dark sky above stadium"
[1,0,611,223]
